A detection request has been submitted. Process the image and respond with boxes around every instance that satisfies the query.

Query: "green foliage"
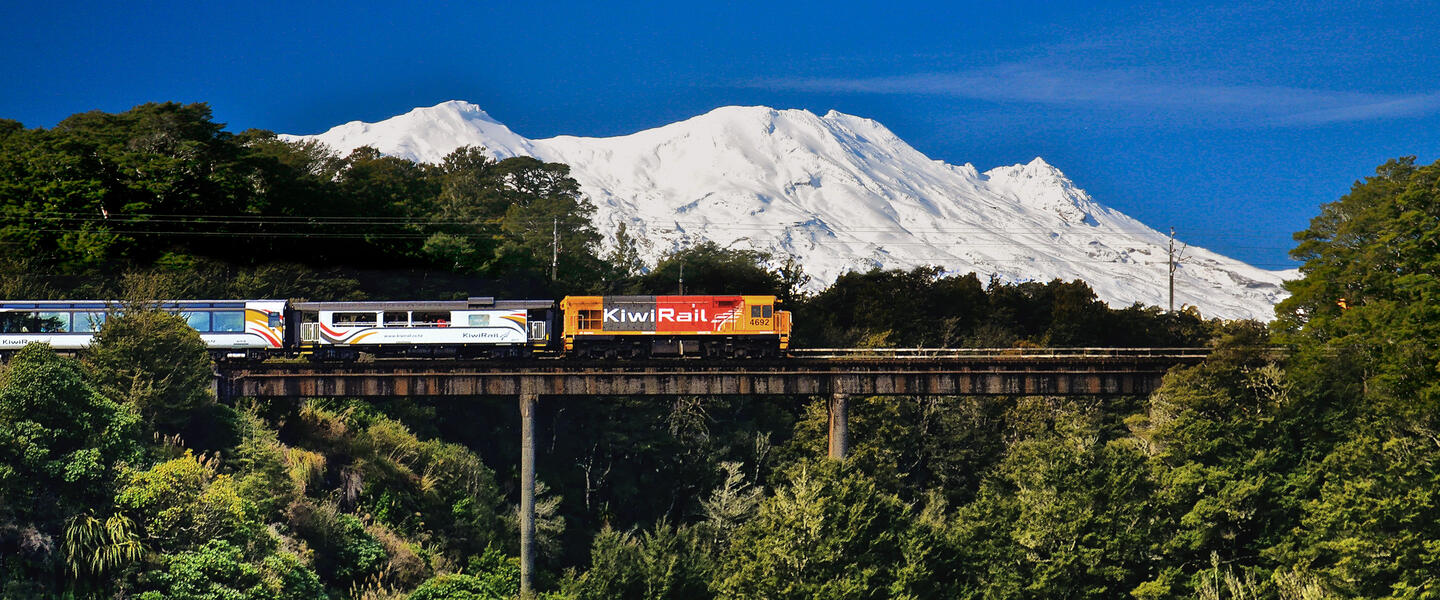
[85,306,214,434]
[329,513,388,583]
[9,120,1440,600]
[63,512,143,576]
[795,268,1213,348]
[562,522,710,600]
[232,410,297,521]
[635,241,791,296]
[135,539,324,600]
[1127,359,1298,595]
[114,451,264,553]
[0,105,608,295]
[313,408,509,557]
[780,395,1009,506]
[1285,433,1439,598]
[605,221,646,282]
[1266,157,1440,598]
[0,343,141,527]
[698,461,762,536]
[950,412,1161,599]
[1276,156,1440,428]
[407,545,520,600]
[411,573,510,600]
[289,501,387,586]
[714,462,922,600]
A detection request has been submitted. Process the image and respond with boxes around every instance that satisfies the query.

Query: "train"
[0,295,792,360]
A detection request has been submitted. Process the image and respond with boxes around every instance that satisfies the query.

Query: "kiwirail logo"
[601,308,711,324]
[597,297,741,332]
[603,308,657,324]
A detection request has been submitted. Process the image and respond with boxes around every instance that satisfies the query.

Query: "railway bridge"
[216,347,1210,596]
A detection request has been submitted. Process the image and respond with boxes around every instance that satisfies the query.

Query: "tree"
[411,572,512,600]
[562,522,711,600]
[795,267,987,347]
[490,156,604,283]
[0,344,142,572]
[1284,434,1439,599]
[113,451,264,553]
[1276,157,1440,428]
[134,539,323,600]
[1267,157,1440,597]
[639,242,785,295]
[714,462,923,600]
[1126,343,1301,596]
[950,412,1161,599]
[85,305,214,435]
[605,221,646,282]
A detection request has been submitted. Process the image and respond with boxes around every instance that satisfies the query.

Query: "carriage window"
[212,311,245,332]
[37,312,70,333]
[333,312,377,327]
[384,311,409,327]
[0,313,34,333]
[74,312,106,332]
[578,310,602,329]
[184,312,211,331]
[468,314,491,327]
[0,313,26,332]
[412,311,450,327]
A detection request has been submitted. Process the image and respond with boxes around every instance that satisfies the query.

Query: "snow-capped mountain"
[281,101,1293,321]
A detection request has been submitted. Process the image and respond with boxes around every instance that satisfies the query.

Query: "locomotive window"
[750,306,762,318]
[333,312,377,327]
[578,309,602,329]
[37,312,70,333]
[184,312,210,331]
[468,314,491,327]
[763,305,773,318]
[212,311,245,333]
[74,312,106,333]
[384,311,409,327]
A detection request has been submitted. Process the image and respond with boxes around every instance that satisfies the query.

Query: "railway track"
[786,347,1215,359]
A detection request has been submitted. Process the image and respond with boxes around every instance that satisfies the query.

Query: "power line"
[1,212,1295,238]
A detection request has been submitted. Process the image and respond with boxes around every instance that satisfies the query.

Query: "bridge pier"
[518,392,537,599]
[827,393,849,460]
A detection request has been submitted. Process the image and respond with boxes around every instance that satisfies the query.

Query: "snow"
[280,101,1295,321]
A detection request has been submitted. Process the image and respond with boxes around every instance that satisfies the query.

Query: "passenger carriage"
[292,297,556,359]
[0,300,287,358]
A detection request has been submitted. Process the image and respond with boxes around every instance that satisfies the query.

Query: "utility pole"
[551,217,558,281]
[1168,227,1186,313]
[678,263,685,295]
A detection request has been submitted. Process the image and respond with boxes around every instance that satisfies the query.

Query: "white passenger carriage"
[293,297,554,359]
[0,300,288,358]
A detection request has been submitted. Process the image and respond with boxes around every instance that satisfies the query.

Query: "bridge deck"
[218,349,1207,398]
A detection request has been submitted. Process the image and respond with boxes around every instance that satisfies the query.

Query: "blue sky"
[4,0,1438,269]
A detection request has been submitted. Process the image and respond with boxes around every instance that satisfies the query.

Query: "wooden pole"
[827,393,849,459]
[519,393,537,598]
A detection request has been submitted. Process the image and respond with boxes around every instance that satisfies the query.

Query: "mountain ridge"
[281,101,1292,321]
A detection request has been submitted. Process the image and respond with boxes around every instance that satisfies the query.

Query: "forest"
[1,103,1436,599]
